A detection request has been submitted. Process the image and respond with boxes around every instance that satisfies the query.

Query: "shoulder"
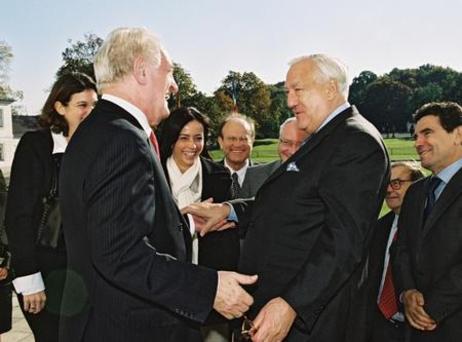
[377,211,395,227]
[16,129,52,156]
[247,160,281,176]
[201,157,229,176]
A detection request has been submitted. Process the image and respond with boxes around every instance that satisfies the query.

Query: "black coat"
[234,107,390,341]
[59,99,218,342]
[394,169,462,342]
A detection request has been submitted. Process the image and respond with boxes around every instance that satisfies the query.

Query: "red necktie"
[149,131,160,157]
[378,229,399,319]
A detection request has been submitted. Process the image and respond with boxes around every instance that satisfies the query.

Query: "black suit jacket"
[59,100,217,342]
[5,129,60,276]
[234,106,390,341]
[394,169,462,341]
[163,157,239,271]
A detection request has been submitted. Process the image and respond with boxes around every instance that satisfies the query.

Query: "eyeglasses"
[232,315,254,341]
[225,136,250,144]
[279,138,303,148]
[388,178,413,190]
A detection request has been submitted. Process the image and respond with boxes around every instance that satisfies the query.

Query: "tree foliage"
[56,33,103,79]
[0,40,22,100]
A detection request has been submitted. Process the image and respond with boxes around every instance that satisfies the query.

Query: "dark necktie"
[423,176,442,222]
[378,229,399,320]
[231,172,241,199]
[149,131,160,157]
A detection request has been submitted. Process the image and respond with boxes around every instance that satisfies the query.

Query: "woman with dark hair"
[158,107,239,270]
[158,107,240,341]
[5,72,97,342]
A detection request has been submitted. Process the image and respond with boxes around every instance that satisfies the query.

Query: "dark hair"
[39,72,97,136]
[158,107,212,164]
[391,161,425,182]
[218,112,256,139]
[413,101,462,133]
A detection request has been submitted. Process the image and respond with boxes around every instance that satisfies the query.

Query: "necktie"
[149,131,160,157]
[423,176,442,222]
[231,172,241,199]
[378,229,399,320]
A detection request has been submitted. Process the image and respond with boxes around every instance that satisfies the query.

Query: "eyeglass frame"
[388,178,413,190]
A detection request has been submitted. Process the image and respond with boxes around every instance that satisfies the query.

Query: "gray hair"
[391,160,425,181]
[289,54,350,98]
[94,27,163,92]
[279,117,297,137]
[218,112,256,140]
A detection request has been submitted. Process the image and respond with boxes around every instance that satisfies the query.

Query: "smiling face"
[55,89,97,138]
[285,59,336,134]
[172,120,204,173]
[218,118,253,171]
[145,52,178,126]
[414,115,462,174]
[385,165,414,214]
[278,120,310,161]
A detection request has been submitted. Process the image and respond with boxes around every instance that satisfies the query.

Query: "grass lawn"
[210,137,419,163]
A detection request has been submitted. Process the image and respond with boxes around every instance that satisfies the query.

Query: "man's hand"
[403,289,437,331]
[23,290,46,314]
[250,297,296,342]
[0,267,7,280]
[213,271,257,320]
[181,198,233,236]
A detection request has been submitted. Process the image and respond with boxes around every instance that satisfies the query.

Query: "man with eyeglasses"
[217,113,256,198]
[241,117,309,197]
[366,161,424,342]
[393,102,462,342]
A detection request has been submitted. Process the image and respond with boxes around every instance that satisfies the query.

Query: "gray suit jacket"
[240,160,282,198]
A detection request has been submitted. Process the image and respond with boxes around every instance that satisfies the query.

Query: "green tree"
[168,63,198,109]
[0,40,23,100]
[361,77,412,135]
[56,33,103,79]
[217,71,272,137]
[348,71,378,108]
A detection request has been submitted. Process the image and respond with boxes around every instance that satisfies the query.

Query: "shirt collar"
[51,131,68,154]
[224,158,249,185]
[102,94,153,137]
[316,102,351,133]
[435,157,462,185]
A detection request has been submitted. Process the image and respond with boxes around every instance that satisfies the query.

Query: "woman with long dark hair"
[5,72,97,342]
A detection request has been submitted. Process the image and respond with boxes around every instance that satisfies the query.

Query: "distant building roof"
[12,115,40,138]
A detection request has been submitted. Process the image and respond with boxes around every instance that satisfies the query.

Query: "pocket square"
[286,162,300,172]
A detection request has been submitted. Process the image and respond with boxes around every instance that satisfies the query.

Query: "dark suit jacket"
[163,157,239,271]
[5,129,65,276]
[59,100,217,342]
[240,160,281,198]
[366,212,405,341]
[394,169,462,341]
[234,106,390,341]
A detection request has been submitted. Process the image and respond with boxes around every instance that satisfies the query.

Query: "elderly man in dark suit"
[367,161,424,342]
[59,27,256,342]
[184,54,390,341]
[241,117,309,198]
[394,102,462,342]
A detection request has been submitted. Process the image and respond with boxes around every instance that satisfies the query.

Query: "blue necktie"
[423,176,442,222]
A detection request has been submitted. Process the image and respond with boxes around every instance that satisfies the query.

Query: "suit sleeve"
[281,132,389,331]
[83,132,217,323]
[5,133,45,276]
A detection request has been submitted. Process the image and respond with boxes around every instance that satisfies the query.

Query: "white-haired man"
[241,117,309,197]
[184,54,390,341]
[59,27,256,342]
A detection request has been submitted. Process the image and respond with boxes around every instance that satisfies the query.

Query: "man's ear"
[325,80,338,101]
[218,136,224,150]
[54,101,66,116]
[454,126,462,146]
[133,56,148,85]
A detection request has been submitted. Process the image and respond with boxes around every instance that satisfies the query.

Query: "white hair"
[279,117,298,137]
[94,27,163,92]
[289,54,350,98]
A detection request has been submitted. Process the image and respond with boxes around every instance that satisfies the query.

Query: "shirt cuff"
[12,272,45,295]
[226,202,238,222]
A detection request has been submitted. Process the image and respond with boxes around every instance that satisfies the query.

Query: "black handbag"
[36,155,62,249]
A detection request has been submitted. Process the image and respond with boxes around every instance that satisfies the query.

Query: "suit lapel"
[422,168,462,238]
[263,106,355,186]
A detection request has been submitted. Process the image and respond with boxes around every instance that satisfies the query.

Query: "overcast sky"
[1,0,461,114]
